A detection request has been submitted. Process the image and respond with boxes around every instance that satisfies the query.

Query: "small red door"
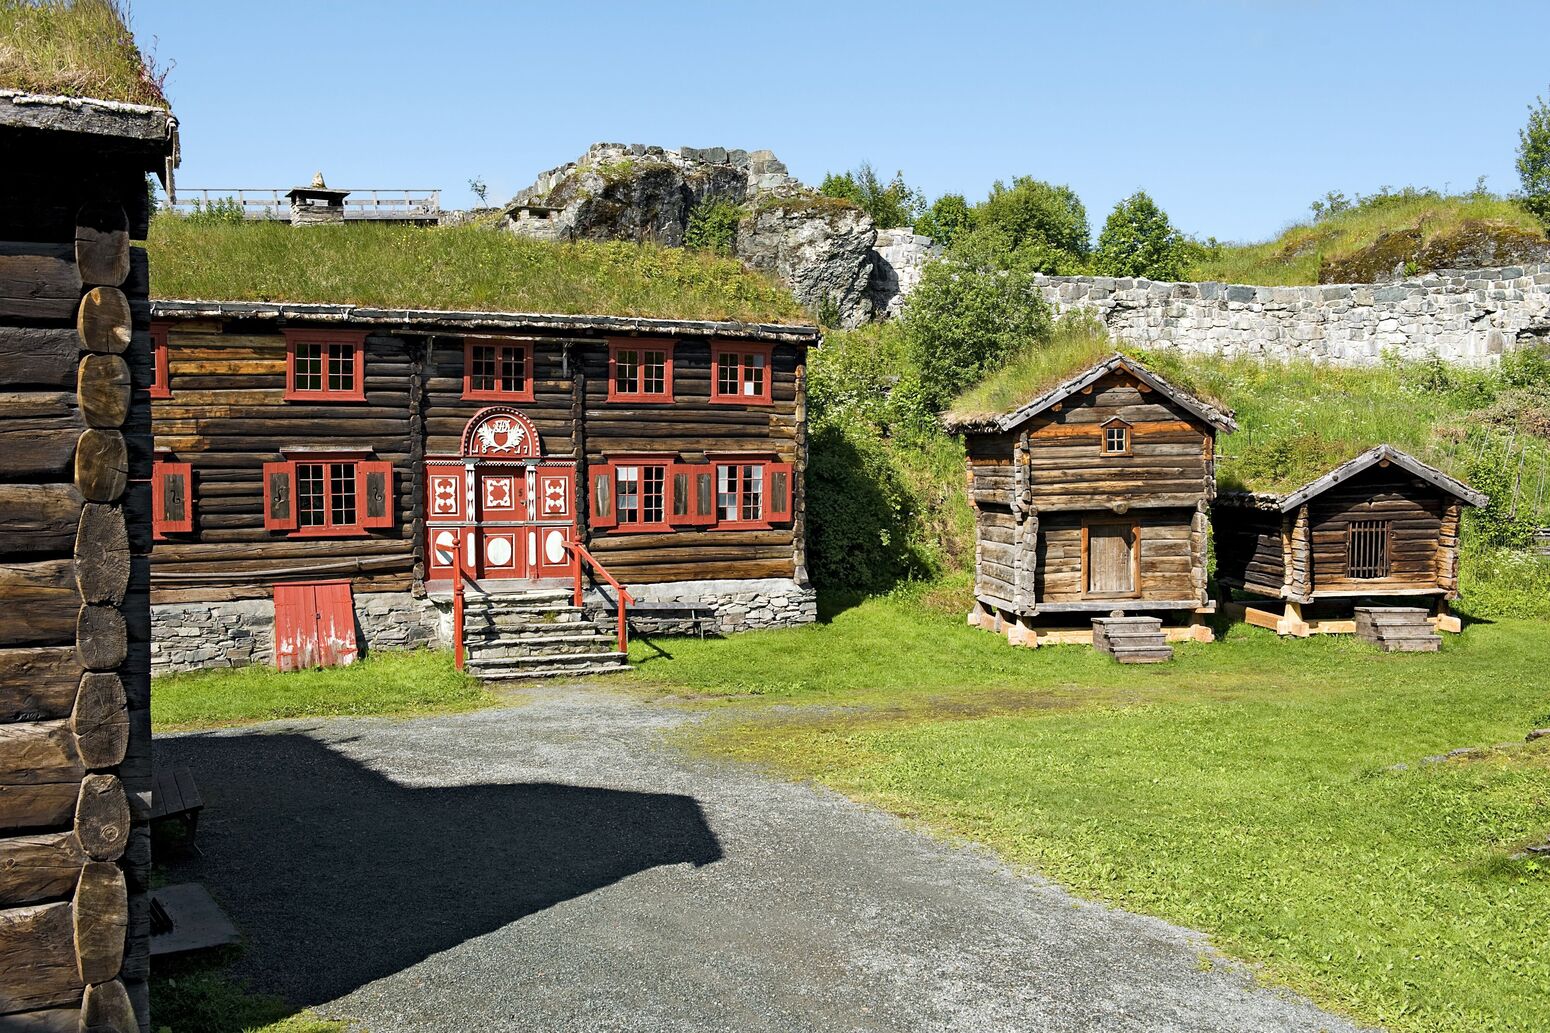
[274,580,360,671]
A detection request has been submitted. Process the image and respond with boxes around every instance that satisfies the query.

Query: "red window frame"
[711,343,773,405]
[607,339,674,403]
[149,321,171,399]
[462,337,534,402]
[284,330,367,402]
[610,457,673,533]
[262,452,394,538]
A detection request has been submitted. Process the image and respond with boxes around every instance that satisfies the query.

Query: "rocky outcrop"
[867,227,942,318]
[503,143,909,326]
[738,196,878,327]
[1319,220,1550,283]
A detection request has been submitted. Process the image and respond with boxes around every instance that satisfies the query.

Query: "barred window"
[1347,520,1390,579]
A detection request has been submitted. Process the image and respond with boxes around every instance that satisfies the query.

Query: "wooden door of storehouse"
[274,579,360,670]
[1086,521,1138,598]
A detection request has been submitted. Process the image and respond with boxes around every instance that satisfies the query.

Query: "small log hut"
[0,88,179,1032]
[146,301,820,672]
[1213,444,1487,636]
[945,353,1236,648]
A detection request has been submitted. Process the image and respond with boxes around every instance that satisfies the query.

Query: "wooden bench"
[150,764,204,853]
[627,602,718,639]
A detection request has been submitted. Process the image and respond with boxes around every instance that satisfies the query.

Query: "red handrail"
[566,541,635,654]
[450,536,479,672]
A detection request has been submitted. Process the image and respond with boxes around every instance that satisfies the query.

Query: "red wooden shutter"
[766,461,794,525]
[152,461,193,538]
[263,461,297,531]
[359,461,394,529]
[590,464,617,529]
[669,463,695,528]
[690,466,717,527]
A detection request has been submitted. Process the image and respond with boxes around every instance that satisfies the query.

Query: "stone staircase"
[1091,616,1173,663]
[1354,606,1441,652]
[460,588,630,680]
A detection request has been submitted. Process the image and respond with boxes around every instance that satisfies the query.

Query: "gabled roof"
[1219,445,1488,512]
[947,353,1236,435]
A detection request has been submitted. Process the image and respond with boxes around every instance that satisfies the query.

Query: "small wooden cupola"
[287,171,350,226]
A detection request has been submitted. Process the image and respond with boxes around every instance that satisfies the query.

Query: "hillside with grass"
[0,0,167,105]
[1182,188,1548,286]
[146,218,808,324]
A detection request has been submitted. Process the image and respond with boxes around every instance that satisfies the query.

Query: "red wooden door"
[274,580,359,671]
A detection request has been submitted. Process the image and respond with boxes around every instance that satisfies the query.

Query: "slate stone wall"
[1033,265,1550,364]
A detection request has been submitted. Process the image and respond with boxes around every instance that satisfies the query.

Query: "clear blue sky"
[134,0,1547,243]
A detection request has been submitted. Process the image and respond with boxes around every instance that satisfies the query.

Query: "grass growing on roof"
[146,218,808,324]
[151,648,493,731]
[629,586,1550,1033]
[0,0,167,106]
[1183,191,1543,286]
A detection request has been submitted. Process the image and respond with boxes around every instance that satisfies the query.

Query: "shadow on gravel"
[156,731,722,1008]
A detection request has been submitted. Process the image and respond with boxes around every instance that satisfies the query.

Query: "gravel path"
[157,688,1367,1033]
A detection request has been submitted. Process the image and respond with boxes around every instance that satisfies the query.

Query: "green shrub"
[914,193,973,246]
[900,240,1053,412]
[1093,190,1185,280]
[1517,88,1550,224]
[971,177,1090,272]
[806,423,932,588]
[184,196,245,225]
[684,198,742,255]
[1456,546,1550,620]
[819,163,921,229]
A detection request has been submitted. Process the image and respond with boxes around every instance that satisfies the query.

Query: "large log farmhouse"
[145,228,820,677]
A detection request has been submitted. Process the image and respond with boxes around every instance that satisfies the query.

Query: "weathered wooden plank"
[0,649,80,724]
[72,861,126,985]
[70,673,127,771]
[0,242,80,322]
[0,561,77,648]
[0,485,84,557]
[76,607,127,673]
[74,203,130,288]
[74,430,127,503]
[81,977,136,1033]
[0,900,81,1012]
[76,355,131,430]
[0,1005,80,1032]
[0,328,80,389]
[72,505,129,607]
[73,775,128,863]
[0,832,86,906]
[0,721,82,786]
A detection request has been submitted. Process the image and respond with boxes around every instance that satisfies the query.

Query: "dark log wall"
[0,125,159,1032]
[423,335,577,457]
[581,338,803,583]
[151,326,415,603]
[966,431,1018,607]
[1211,505,1288,598]
[1306,466,1446,595]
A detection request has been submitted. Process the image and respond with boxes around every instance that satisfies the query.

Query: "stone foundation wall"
[151,591,442,674]
[587,577,818,635]
[1034,264,1550,365]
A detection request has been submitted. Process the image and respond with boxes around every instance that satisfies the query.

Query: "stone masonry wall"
[152,591,441,674]
[585,577,818,636]
[1034,264,1550,365]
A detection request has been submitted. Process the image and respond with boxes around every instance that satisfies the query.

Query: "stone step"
[1099,630,1168,646]
[465,652,630,681]
[1108,647,1174,663]
[465,633,620,660]
[1092,617,1164,630]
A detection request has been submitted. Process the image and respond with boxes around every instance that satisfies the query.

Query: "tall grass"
[146,219,808,324]
[1185,193,1543,286]
[0,0,167,105]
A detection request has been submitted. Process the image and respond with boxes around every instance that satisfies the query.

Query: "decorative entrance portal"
[425,407,576,582]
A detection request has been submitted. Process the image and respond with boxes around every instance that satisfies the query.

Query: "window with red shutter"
[284,330,366,402]
[263,461,297,531]
[590,464,617,529]
[151,460,192,538]
[766,461,794,524]
[611,458,672,532]
[266,454,376,536]
[359,461,395,529]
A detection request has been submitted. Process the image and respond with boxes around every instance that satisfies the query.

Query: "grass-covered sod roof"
[146,219,810,326]
[0,0,167,106]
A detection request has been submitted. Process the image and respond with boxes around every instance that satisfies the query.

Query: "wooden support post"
[1431,597,1462,634]
[1278,599,1311,637]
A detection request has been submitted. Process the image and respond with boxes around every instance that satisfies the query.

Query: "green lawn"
[152,955,345,1033]
[152,648,493,731]
[627,587,1550,1033]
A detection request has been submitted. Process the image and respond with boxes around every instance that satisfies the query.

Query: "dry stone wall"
[1033,265,1550,364]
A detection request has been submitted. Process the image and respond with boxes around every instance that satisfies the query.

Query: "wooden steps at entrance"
[460,588,629,679]
[1091,616,1173,663]
[1354,606,1441,652]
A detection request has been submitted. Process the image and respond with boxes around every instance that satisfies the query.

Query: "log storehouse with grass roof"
[1213,445,1487,648]
[945,353,1236,661]
[144,219,820,678]
[0,4,181,1022]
